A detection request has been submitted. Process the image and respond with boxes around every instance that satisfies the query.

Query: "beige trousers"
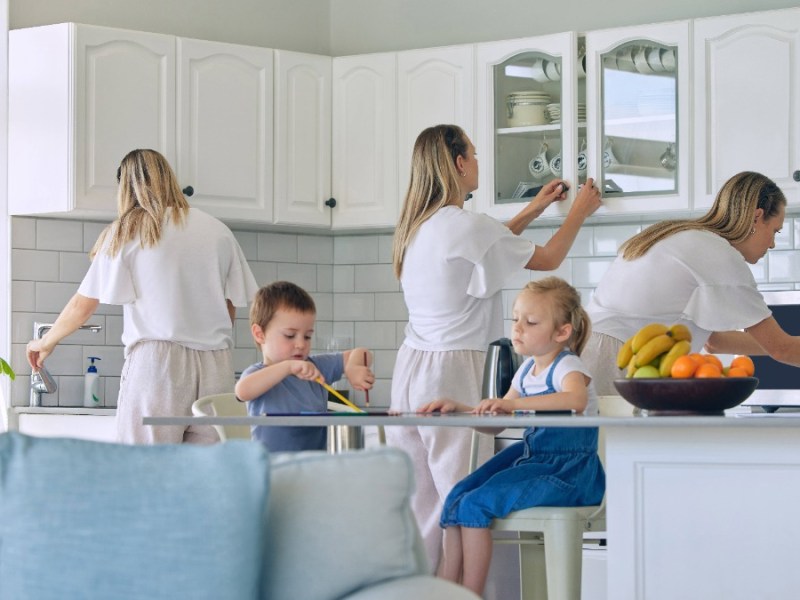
[116,341,233,445]
[386,345,494,571]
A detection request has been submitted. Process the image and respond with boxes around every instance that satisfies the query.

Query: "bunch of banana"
[616,323,693,378]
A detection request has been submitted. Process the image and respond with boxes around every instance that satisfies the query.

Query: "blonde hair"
[621,171,786,260]
[522,277,591,355]
[91,149,190,258]
[392,124,469,278]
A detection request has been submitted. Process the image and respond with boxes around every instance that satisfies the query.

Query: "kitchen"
[2,0,800,598]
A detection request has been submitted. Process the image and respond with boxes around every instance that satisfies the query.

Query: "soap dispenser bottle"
[84,356,102,408]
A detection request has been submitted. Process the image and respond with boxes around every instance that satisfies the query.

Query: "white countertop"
[14,406,116,416]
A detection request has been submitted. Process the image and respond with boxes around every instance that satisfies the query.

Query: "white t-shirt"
[79,208,258,355]
[587,229,771,348]
[511,353,599,416]
[400,206,534,351]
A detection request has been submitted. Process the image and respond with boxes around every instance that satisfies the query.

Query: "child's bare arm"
[235,360,322,401]
[343,347,375,391]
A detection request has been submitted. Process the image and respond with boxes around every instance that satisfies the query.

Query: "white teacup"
[528,144,551,180]
[647,47,666,72]
[634,47,654,74]
[549,151,562,177]
[530,58,550,83]
[602,139,619,170]
[545,60,561,82]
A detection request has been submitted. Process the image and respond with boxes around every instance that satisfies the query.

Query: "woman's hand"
[528,179,571,214]
[26,338,54,370]
[569,177,602,221]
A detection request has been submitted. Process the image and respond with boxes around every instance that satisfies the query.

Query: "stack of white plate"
[506,91,551,127]
[544,103,587,124]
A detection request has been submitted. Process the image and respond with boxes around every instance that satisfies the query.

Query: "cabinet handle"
[793,171,800,182]
[325,197,337,208]
[182,186,194,197]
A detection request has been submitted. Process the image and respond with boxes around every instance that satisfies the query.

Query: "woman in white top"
[584,171,791,395]
[388,124,601,570]
[26,149,258,444]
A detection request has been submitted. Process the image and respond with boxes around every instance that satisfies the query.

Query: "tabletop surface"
[143,409,800,429]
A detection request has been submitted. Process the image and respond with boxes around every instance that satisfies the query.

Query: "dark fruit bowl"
[613,377,759,414]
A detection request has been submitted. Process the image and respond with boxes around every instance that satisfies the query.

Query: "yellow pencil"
[316,378,364,413]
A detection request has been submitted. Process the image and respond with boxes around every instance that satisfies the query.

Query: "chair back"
[191,393,250,442]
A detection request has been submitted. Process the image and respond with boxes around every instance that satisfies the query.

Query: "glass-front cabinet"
[585,21,690,214]
[475,32,581,220]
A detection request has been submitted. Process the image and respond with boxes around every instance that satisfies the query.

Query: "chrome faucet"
[30,321,103,407]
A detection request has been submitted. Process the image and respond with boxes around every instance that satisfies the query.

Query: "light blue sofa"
[0,432,478,600]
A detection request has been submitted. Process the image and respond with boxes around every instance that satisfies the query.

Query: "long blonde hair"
[620,171,786,260]
[392,124,469,278]
[91,149,190,258]
[524,277,591,355]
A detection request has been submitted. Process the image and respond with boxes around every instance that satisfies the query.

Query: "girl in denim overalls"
[419,277,606,596]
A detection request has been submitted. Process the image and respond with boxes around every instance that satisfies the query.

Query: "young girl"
[419,276,606,596]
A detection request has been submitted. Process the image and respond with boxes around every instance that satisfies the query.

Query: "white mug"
[528,143,551,180]
[549,151,562,177]
[602,139,619,170]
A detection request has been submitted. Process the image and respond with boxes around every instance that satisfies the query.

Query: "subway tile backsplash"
[11,215,800,409]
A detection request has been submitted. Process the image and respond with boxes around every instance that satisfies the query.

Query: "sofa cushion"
[0,432,270,600]
[262,447,428,600]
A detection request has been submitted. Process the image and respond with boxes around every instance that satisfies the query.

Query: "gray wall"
[11,0,800,56]
[10,0,332,54]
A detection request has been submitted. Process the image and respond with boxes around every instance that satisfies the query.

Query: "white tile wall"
[10,214,800,410]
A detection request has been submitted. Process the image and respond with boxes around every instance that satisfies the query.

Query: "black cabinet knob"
[325,197,336,208]
[793,171,800,182]
[182,186,194,197]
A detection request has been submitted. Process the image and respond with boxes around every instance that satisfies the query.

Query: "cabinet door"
[177,38,274,222]
[586,20,690,215]
[693,8,800,209]
[273,50,332,227]
[331,53,398,229]
[9,23,175,217]
[397,45,474,209]
[475,33,578,221]
[76,25,176,213]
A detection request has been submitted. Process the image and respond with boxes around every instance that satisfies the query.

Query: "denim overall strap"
[519,349,573,397]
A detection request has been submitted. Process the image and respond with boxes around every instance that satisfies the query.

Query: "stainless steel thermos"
[481,338,523,398]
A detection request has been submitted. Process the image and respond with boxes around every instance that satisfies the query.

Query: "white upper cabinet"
[693,8,800,209]
[475,33,579,221]
[397,45,475,207]
[273,50,332,227]
[9,23,175,217]
[585,20,690,215]
[331,53,398,229]
[177,38,274,222]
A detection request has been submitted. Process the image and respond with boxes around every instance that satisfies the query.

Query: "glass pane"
[493,51,566,204]
[600,41,677,197]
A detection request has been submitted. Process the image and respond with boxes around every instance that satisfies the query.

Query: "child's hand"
[473,398,514,415]
[345,364,375,392]
[290,360,323,382]
[418,398,467,413]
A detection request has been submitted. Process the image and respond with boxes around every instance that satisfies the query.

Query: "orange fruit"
[671,355,698,379]
[702,354,724,370]
[730,355,755,377]
[726,366,749,378]
[687,353,707,367]
[695,363,723,378]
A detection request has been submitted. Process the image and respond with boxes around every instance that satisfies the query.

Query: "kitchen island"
[146,410,800,599]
